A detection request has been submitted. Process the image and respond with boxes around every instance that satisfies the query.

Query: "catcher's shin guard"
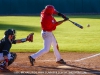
[8,52,17,66]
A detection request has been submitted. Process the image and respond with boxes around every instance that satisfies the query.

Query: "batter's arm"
[57,12,69,20]
[56,19,67,26]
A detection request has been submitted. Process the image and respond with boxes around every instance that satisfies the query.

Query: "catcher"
[0,29,33,71]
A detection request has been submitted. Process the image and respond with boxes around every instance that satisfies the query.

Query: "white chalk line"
[75,53,100,62]
[13,53,100,66]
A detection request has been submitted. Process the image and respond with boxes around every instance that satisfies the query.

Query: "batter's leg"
[31,31,52,59]
[51,34,62,61]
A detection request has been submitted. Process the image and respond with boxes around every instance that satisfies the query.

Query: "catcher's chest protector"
[0,39,6,52]
[0,40,2,51]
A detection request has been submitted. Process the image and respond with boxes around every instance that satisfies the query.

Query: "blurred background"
[0,0,100,15]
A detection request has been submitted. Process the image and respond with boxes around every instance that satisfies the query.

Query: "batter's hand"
[58,12,69,20]
[26,33,34,42]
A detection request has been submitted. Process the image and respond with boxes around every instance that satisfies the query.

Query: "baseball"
[87,24,90,27]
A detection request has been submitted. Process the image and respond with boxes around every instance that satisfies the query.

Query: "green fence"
[0,0,100,15]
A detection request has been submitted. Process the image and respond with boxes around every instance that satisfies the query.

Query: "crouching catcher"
[0,29,34,71]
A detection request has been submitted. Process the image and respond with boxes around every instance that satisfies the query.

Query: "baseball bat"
[69,20,83,29]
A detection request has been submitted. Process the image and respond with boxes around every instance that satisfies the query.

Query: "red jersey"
[40,9,58,31]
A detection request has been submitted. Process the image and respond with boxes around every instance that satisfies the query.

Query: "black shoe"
[56,59,66,64]
[0,65,9,72]
[28,56,35,66]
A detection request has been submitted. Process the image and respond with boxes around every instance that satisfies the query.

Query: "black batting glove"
[58,12,69,20]
[64,17,69,21]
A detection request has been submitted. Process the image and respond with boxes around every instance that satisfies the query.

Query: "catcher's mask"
[45,5,56,14]
[4,29,16,40]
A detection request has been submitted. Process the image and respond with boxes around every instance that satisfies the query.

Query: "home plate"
[57,66,72,69]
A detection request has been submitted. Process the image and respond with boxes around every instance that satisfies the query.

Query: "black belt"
[43,30,46,32]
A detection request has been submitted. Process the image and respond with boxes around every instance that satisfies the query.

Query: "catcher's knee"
[8,52,17,66]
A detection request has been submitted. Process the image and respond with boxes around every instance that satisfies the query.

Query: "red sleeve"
[54,22,58,26]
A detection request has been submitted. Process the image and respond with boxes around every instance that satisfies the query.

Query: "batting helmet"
[45,5,55,14]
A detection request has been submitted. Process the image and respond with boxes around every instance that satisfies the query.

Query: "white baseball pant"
[31,30,62,61]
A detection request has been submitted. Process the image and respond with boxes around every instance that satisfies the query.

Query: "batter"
[29,5,69,66]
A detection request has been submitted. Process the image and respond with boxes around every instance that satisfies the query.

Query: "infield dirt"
[0,52,100,75]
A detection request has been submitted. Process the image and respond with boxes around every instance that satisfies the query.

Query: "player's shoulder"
[1,37,9,44]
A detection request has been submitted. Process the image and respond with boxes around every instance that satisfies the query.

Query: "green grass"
[0,15,100,52]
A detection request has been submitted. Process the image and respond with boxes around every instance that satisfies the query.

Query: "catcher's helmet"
[4,29,16,37]
[45,5,55,14]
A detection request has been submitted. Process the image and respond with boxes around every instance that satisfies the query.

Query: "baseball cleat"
[28,56,35,66]
[56,59,66,64]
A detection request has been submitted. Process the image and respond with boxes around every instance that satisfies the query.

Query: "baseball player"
[0,29,33,71]
[28,5,69,66]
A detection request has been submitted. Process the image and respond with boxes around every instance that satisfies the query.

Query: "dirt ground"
[0,52,100,75]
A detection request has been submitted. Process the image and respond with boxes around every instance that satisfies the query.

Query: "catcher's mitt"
[26,33,34,42]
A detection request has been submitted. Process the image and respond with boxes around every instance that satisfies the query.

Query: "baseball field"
[0,15,100,75]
